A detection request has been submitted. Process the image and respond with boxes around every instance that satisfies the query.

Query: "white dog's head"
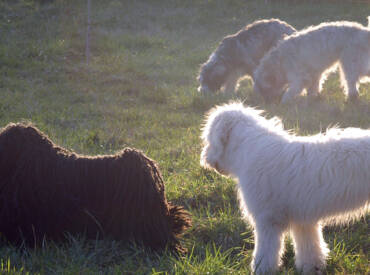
[200,103,253,176]
[253,52,287,104]
[200,102,285,177]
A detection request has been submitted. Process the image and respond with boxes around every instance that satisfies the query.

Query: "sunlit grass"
[0,0,369,274]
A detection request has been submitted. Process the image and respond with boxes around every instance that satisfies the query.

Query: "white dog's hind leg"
[340,55,361,101]
[291,223,329,274]
[341,72,360,101]
[252,220,286,274]
[306,76,322,99]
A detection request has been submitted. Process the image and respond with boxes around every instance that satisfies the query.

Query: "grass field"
[0,0,369,274]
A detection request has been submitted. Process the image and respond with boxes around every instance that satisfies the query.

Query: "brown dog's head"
[198,36,244,94]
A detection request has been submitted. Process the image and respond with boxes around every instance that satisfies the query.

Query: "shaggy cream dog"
[200,102,370,274]
[198,19,295,94]
[253,20,370,103]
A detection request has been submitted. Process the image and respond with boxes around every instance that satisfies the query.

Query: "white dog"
[200,102,370,274]
[253,20,370,103]
[198,19,295,94]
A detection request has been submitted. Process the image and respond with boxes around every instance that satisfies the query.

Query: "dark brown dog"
[0,123,191,252]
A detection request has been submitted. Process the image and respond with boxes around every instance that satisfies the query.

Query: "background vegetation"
[0,0,369,274]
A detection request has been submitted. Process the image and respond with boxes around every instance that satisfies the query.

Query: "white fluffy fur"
[253,21,370,103]
[200,102,370,274]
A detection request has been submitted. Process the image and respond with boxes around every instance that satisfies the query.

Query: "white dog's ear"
[219,126,232,147]
[212,115,235,148]
[200,111,236,170]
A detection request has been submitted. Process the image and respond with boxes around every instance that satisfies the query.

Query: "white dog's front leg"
[306,75,321,97]
[252,220,286,274]
[223,72,240,94]
[291,223,329,274]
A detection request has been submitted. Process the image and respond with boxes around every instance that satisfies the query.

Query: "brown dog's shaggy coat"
[197,19,296,94]
[0,123,191,251]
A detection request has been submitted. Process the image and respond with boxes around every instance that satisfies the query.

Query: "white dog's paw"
[296,259,326,275]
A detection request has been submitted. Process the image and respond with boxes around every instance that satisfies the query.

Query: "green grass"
[0,0,369,274]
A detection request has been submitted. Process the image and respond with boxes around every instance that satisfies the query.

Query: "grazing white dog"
[253,20,370,103]
[200,102,370,274]
[198,19,295,94]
